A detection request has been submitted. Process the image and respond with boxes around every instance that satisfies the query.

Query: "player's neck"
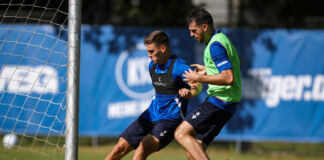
[160,52,171,65]
[205,28,215,44]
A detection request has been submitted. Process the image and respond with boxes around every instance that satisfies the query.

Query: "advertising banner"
[1,25,324,142]
[221,29,324,142]
[0,25,67,135]
[79,27,324,142]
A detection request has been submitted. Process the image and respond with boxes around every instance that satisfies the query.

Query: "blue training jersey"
[141,55,192,122]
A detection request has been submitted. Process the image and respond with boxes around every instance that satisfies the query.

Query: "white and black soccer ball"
[2,133,18,149]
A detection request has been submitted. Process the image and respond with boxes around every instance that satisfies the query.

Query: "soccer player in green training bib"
[175,8,242,160]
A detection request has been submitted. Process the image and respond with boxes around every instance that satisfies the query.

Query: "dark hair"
[144,30,169,46]
[186,8,213,26]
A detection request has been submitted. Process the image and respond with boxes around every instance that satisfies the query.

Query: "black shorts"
[120,116,181,150]
[185,101,235,146]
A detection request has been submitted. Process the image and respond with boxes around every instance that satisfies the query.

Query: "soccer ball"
[2,133,18,149]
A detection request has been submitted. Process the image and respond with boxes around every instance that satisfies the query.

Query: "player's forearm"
[196,69,234,85]
[189,82,202,98]
[198,74,233,85]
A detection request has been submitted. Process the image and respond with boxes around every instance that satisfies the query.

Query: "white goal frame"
[66,0,81,160]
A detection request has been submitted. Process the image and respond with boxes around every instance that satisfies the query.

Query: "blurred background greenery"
[81,0,324,29]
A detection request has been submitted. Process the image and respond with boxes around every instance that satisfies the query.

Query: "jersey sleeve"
[172,59,191,87]
[210,41,232,72]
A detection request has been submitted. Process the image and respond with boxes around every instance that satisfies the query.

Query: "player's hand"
[179,88,191,99]
[191,64,206,75]
[183,69,201,83]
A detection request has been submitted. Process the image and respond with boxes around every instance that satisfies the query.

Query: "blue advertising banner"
[1,24,324,142]
[79,27,324,142]
[221,29,324,142]
[0,25,67,135]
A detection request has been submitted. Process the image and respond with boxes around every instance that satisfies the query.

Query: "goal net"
[0,0,75,159]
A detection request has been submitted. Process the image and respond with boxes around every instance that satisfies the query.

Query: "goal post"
[0,0,81,159]
[66,0,81,160]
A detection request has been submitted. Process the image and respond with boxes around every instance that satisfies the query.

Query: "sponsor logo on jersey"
[217,60,228,67]
[153,81,168,87]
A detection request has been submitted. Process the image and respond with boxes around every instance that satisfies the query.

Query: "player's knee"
[110,144,128,159]
[175,122,196,142]
[174,125,185,141]
[115,146,124,154]
[134,146,154,159]
[136,135,160,156]
[139,143,155,154]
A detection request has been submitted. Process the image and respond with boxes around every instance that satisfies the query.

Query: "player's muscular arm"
[189,81,202,97]
[184,69,234,86]
[179,82,202,99]
[200,69,233,85]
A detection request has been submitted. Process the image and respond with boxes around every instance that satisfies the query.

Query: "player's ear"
[202,24,208,32]
[160,44,166,53]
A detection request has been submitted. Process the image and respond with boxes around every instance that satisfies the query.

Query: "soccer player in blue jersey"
[105,30,202,160]
[175,8,242,160]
